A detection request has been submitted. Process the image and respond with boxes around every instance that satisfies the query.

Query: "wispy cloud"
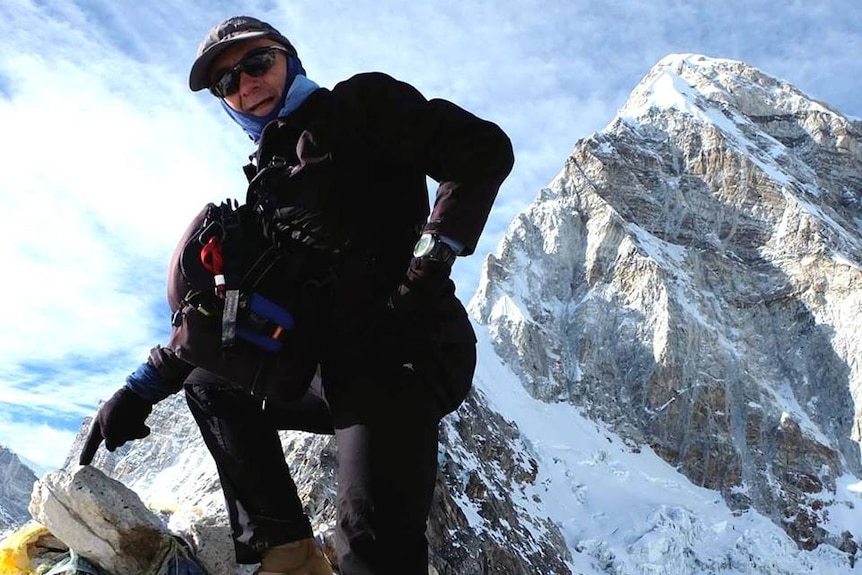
[1,0,860,469]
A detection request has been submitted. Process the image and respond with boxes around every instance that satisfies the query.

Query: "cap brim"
[188,30,271,92]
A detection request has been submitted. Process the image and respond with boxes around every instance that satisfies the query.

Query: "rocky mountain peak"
[471,53,862,552]
[622,53,843,122]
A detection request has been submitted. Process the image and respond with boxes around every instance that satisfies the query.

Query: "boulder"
[29,466,176,575]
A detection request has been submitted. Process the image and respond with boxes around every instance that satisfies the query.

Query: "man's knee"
[183,368,260,418]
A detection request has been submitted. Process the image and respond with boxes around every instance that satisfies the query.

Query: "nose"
[238,71,261,95]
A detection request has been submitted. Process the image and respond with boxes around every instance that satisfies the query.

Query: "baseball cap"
[189,16,297,92]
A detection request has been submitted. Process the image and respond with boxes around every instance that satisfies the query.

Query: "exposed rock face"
[0,444,38,534]
[470,53,862,551]
[432,389,571,575]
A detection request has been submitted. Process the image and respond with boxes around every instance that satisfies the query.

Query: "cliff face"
[0,443,38,535]
[470,54,862,550]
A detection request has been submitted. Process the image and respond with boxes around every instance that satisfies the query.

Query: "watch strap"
[424,237,457,267]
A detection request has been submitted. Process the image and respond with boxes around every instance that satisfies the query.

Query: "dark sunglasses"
[209,46,289,98]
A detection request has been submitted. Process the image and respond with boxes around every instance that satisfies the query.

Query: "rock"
[29,466,174,575]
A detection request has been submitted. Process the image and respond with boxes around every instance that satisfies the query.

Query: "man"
[81,15,513,575]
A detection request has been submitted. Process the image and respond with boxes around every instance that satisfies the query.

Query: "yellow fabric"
[0,521,49,575]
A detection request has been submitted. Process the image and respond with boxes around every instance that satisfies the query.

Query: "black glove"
[79,387,153,465]
[387,256,452,315]
[271,205,347,254]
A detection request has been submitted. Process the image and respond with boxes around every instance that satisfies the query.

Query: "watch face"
[413,234,435,257]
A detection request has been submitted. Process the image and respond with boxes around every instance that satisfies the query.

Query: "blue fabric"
[220,55,320,143]
[159,539,207,575]
[44,549,107,574]
[125,361,173,404]
[439,235,465,255]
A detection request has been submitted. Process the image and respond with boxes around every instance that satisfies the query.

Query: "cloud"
[0,410,79,475]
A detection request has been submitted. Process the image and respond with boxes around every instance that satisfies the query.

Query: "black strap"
[218,201,245,290]
[243,162,257,183]
[245,155,291,214]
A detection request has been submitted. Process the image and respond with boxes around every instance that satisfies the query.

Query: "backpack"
[166,183,342,402]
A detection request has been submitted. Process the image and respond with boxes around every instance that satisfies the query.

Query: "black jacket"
[155,72,513,399]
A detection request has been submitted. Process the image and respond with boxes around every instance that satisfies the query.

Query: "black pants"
[183,340,475,575]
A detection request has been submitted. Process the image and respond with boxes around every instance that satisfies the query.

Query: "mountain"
[472,52,862,557]
[0,443,38,536]
[60,53,861,575]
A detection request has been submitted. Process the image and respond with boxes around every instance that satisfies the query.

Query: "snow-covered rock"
[472,53,862,557]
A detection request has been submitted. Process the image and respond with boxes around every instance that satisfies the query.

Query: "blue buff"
[124,361,173,404]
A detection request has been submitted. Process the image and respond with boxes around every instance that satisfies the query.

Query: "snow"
[832,250,862,272]
[469,321,862,574]
[596,142,614,155]
[614,54,862,224]
[770,384,833,447]
[488,292,531,327]
[624,224,686,269]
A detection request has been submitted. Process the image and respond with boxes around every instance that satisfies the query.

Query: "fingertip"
[79,424,104,465]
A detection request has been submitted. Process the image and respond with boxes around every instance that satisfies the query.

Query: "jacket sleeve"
[334,73,515,255]
[125,345,193,403]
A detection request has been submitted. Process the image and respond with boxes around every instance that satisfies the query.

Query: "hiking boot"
[255,537,333,575]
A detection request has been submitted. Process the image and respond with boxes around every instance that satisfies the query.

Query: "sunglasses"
[209,46,289,98]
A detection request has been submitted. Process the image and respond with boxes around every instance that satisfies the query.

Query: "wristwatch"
[413,233,457,267]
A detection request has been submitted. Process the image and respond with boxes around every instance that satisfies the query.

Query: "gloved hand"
[387,256,452,315]
[271,205,347,254]
[79,387,153,465]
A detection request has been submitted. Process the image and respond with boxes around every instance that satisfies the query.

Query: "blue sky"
[1,0,861,472]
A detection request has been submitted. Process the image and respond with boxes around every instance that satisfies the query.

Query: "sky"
[0,0,861,472]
